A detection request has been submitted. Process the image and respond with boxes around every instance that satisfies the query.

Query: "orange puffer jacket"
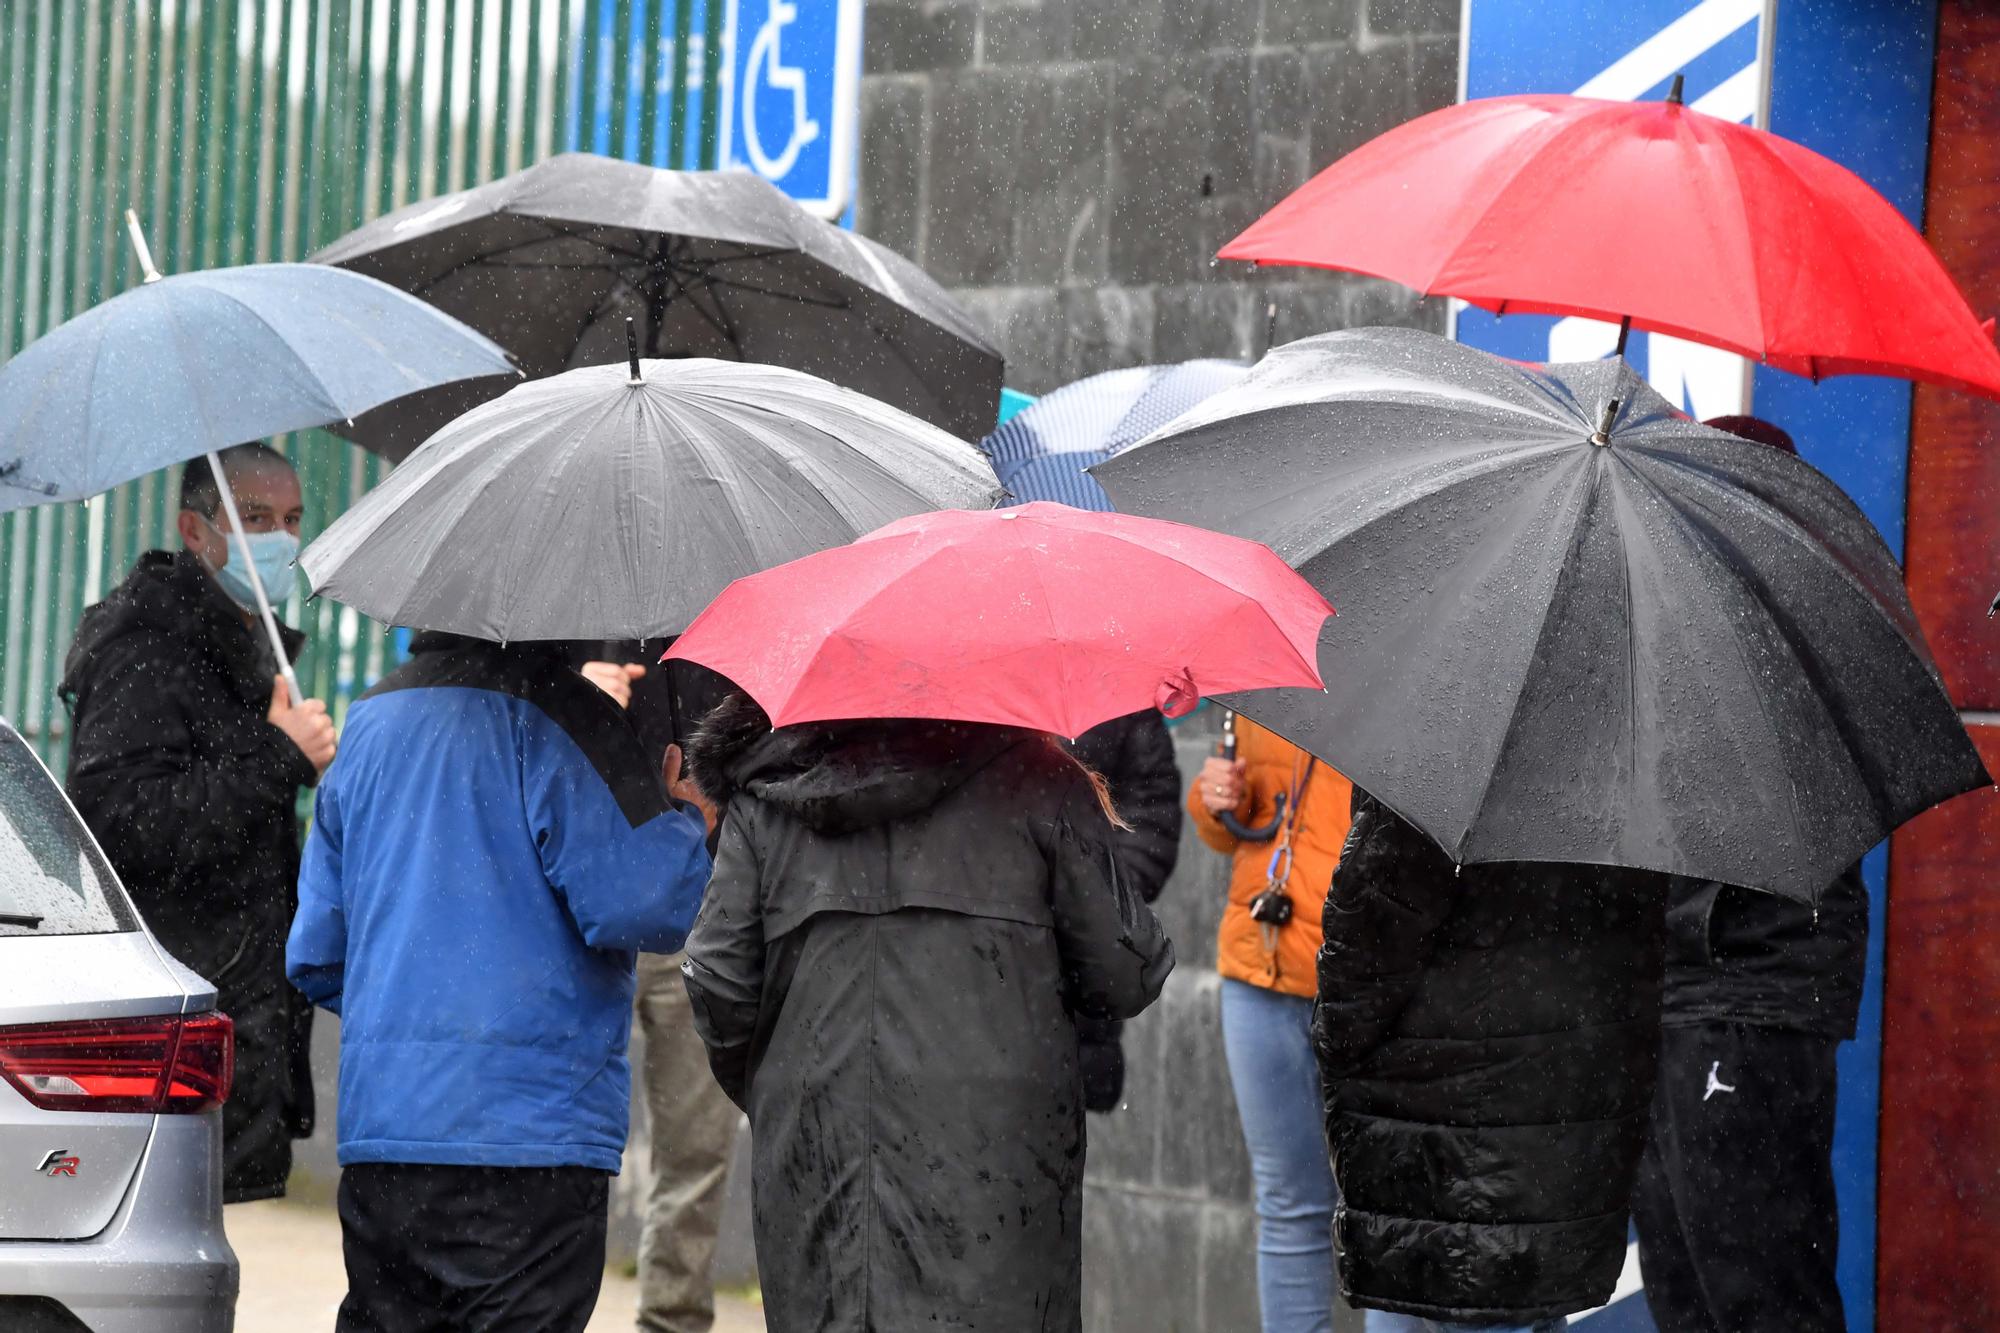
[1187,715,1353,998]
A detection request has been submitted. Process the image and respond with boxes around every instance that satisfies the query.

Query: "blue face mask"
[204,523,299,611]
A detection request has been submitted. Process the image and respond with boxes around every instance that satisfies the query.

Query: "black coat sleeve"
[1044,776,1175,1022]
[65,628,317,890]
[1107,711,1183,903]
[1311,790,1455,1081]
[681,802,763,1109]
[1074,711,1183,903]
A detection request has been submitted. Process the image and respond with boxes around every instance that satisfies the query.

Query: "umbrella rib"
[662,262,744,351]
[1630,440,1916,638]
[1453,461,1602,861]
[1618,446,1922,832]
[1607,455,1823,845]
[693,274,852,312]
[566,285,629,359]
[407,223,584,297]
[472,259,630,274]
[683,245,803,268]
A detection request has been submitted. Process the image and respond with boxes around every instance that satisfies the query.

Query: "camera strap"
[1257,756,1317,951]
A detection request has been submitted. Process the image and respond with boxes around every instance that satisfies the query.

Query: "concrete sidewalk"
[228,1199,765,1332]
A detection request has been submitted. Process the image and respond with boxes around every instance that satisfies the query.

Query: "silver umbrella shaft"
[122,209,302,702]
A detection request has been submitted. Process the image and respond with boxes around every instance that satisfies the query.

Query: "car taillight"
[0,1012,233,1114]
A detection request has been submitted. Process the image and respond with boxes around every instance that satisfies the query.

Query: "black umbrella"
[1095,327,1988,899]
[311,153,1002,460]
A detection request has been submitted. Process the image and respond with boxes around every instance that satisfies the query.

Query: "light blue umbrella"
[977,359,1249,511]
[0,212,515,694]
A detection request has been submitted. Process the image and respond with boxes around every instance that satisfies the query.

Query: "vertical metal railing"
[0,0,723,770]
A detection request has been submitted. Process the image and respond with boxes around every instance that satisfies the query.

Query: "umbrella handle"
[208,452,305,705]
[1215,708,1287,840]
[1218,795,1286,843]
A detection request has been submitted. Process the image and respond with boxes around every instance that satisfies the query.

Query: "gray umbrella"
[0,223,515,697]
[310,153,1003,460]
[0,260,513,511]
[1095,327,1988,898]
[300,348,1002,642]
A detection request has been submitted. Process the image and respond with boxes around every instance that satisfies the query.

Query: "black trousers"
[1632,1023,1845,1333]
[336,1162,610,1333]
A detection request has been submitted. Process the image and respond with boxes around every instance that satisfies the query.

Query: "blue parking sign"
[718,0,864,219]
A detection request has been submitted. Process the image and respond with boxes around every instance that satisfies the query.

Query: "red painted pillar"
[1882,5,2000,1329]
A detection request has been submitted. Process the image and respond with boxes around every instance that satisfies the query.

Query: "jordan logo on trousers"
[1704,1061,1737,1102]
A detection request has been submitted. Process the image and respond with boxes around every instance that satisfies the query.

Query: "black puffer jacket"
[1662,863,1867,1040]
[1314,792,1671,1324]
[1065,708,1182,1110]
[681,695,1173,1333]
[60,549,319,1203]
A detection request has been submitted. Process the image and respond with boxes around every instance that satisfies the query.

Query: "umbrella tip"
[1666,73,1685,106]
[1987,588,2000,619]
[626,317,642,384]
[1590,397,1622,447]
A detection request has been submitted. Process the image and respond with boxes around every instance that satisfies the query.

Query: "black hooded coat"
[1064,708,1181,1110]
[681,697,1173,1333]
[1314,791,1673,1324]
[59,549,318,1202]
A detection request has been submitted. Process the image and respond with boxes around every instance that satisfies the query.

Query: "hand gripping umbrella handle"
[1215,708,1286,841]
[208,451,304,706]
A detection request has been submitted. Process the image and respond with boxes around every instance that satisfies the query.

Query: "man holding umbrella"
[289,632,715,1332]
[62,443,337,1204]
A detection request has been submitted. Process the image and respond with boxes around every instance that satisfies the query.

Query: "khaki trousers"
[635,952,743,1333]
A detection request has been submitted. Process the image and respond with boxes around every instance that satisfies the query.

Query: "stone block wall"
[852,3,1461,1324]
[856,0,1462,393]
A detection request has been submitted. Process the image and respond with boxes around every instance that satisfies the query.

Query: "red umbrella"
[1221,87,2000,399]
[663,502,1333,736]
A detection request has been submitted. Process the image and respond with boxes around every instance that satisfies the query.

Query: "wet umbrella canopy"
[300,354,1002,642]
[665,502,1332,737]
[977,359,1248,510]
[0,261,513,511]
[312,153,1004,459]
[1095,328,1989,899]
[1222,90,2000,398]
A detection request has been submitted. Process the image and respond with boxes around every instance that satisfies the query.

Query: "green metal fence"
[0,0,725,771]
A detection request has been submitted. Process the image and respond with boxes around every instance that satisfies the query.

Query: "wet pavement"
[227,1198,766,1331]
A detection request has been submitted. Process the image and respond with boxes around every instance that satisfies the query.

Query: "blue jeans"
[1219,979,1423,1333]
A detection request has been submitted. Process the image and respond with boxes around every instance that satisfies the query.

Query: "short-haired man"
[291,632,714,1332]
[62,443,337,1202]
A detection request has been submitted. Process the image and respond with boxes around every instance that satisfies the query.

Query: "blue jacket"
[288,634,711,1171]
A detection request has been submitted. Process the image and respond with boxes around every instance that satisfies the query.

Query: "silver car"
[0,720,238,1332]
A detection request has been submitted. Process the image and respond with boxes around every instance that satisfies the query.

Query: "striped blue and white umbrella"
[978,359,1248,510]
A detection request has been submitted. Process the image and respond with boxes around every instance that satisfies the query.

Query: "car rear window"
[0,730,135,938]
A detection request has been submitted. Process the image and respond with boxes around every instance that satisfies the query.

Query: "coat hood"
[685,691,1038,835]
[61,550,302,706]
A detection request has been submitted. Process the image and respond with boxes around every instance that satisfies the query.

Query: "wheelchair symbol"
[742,0,821,180]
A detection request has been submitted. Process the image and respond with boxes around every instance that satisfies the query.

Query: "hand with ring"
[1197,756,1247,815]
